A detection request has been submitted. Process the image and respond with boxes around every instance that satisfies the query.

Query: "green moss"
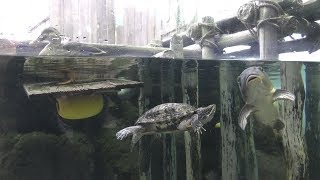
[0,132,94,180]
[95,129,138,175]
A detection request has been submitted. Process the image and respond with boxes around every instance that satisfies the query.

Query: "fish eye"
[258,67,264,71]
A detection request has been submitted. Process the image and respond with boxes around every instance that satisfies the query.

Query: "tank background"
[0,56,222,180]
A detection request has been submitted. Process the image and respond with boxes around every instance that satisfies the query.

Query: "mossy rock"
[0,132,94,180]
[95,128,139,176]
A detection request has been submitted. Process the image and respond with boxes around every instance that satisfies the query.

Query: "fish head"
[238,66,273,101]
[196,104,216,125]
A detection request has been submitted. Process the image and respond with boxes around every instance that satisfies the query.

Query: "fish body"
[237,66,295,130]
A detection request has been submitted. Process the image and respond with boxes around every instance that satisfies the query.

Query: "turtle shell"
[135,103,196,125]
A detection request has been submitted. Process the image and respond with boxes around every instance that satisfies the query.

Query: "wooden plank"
[138,59,152,180]
[63,0,73,38]
[181,59,201,180]
[23,79,143,97]
[305,62,320,180]
[71,0,80,42]
[106,0,116,44]
[280,62,307,179]
[23,56,139,81]
[50,0,64,31]
[96,0,108,43]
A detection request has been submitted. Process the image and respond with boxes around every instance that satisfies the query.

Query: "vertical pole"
[182,59,200,180]
[161,34,182,180]
[305,63,320,180]
[201,16,216,60]
[258,1,279,60]
[138,59,153,180]
[106,0,116,44]
[280,62,307,180]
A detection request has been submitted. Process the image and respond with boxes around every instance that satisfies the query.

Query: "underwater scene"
[0,55,318,180]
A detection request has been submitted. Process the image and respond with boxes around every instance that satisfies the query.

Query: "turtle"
[116,103,216,150]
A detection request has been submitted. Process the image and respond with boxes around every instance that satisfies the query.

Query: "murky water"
[0,55,319,180]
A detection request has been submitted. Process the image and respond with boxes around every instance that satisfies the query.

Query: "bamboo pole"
[280,62,307,179]
[305,62,320,180]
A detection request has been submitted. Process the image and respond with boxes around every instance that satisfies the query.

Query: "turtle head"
[196,104,216,125]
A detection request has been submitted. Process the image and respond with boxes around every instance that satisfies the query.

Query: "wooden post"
[201,16,216,60]
[280,62,307,180]
[181,59,201,180]
[161,34,182,180]
[138,59,153,180]
[106,0,115,44]
[258,1,279,59]
[305,62,320,180]
[220,62,258,180]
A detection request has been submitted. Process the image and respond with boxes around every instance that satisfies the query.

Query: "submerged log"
[280,62,307,179]
[181,59,201,180]
[304,62,320,180]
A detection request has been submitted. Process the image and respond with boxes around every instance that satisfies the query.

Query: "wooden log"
[161,58,177,180]
[305,62,320,180]
[280,62,307,179]
[138,59,153,180]
[181,59,201,180]
[161,35,182,180]
[220,62,257,180]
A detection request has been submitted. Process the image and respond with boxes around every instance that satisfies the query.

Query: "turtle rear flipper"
[116,125,145,151]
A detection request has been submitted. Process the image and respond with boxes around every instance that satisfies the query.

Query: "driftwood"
[305,62,320,180]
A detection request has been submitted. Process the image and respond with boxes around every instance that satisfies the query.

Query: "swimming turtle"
[116,103,216,150]
[237,66,295,130]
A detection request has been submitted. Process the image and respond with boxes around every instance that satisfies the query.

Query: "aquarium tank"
[0,0,320,180]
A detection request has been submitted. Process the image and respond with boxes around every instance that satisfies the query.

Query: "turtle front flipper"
[190,114,206,134]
